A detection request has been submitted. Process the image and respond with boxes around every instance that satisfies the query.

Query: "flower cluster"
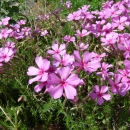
[27,0,130,105]
[1,0,130,106]
[0,41,16,67]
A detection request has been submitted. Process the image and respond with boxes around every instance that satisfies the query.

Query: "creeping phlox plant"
[26,0,130,105]
[1,0,130,107]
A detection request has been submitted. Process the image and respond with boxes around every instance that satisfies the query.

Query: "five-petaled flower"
[90,85,111,105]
[27,56,50,84]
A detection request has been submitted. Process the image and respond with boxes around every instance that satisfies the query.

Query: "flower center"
[60,80,67,87]
[55,50,60,54]
[3,55,7,58]
[97,92,103,97]
[39,69,44,75]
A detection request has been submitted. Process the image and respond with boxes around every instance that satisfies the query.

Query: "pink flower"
[47,43,66,56]
[73,50,101,73]
[0,28,13,39]
[106,5,118,18]
[92,52,107,61]
[34,81,51,93]
[97,62,113,80]
[0,48,14,63]
[90,85,111,105]
[21,27,31,36]
[52,53,74,67]
[112,16,129,30]
[101,32,118,47]
[17,20,26,25]
[27,56,50,84]
[67,10,81,21]
[102,23,113,36]
[75,29,90,38]
[43,15,50,20]
[41,30,48,36]
[63,0,72,8]
[109,74,129,96]
[109,74,122,95]
[63,35,75,43]
[48,67,81,99]
[3,42,15,49]
[0,17,10,26]
[118,68,130,82]
[79,42,89,51]
[118,40,130,58]
[124,60,130,69]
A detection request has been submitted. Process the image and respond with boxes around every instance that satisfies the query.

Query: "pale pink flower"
[52,53,74,67]
[17,20,26,25]
[27,56,50,84]
[0,48,14,62]
[41,30,48,36]
[67,10,81,21]
[79,42,89,51]
[0,17,10,26]
[47,43,66,56]
[75,29,90,37]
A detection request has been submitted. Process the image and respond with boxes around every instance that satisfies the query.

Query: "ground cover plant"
[1,0,130,129]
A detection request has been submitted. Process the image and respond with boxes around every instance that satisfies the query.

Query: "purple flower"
[90,85,111,105]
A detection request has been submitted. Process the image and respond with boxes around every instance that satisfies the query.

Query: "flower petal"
[100,86,108,93]
[27,66,39,76]
[34,83,44,92]
[59,67,70,80]
[66,74,80,86]
[102,94,111,100]
[35,56,44,69]
[50,85,63,99]
[29,76,41,84]
[73,50,81,62]
[40,72,48,82]
[48,73,60,85]
[97,97,104,105]
[93,85,100,92]
[64,85,76,99]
